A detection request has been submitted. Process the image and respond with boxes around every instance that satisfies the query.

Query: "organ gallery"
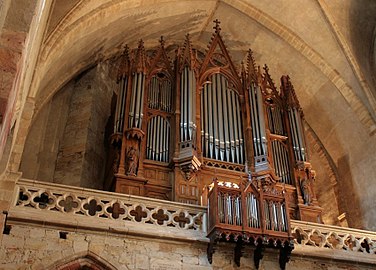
[104,20,323,267]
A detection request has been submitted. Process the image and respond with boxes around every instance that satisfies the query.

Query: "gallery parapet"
[11,178,207,242]
[7,179,376,266]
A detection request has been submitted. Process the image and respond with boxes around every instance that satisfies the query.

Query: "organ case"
[105,20,322,223]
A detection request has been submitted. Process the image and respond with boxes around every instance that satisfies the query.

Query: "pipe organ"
[106,20,322,225]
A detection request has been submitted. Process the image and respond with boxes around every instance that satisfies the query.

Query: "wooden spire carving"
[199,20,241,89]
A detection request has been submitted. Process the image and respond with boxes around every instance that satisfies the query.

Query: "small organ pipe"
[115,76,127,133]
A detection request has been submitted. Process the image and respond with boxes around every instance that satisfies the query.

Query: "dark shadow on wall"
[349,0,376,98]
[337,154,364,229]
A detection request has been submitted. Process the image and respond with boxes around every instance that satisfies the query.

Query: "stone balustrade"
[292,220,376,254]
[8,179,376,261]
[10,179,207,241]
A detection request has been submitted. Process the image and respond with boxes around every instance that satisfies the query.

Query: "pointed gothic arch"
[46,251,121,270]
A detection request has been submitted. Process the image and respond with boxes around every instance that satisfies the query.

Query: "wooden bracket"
[279,240,294,270]
[254,238,265,269]
[234,237,244,267]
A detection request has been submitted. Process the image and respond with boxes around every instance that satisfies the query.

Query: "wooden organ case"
[106,21,322,266]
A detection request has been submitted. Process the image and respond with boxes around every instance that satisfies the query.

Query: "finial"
[213,19,221,33]
[159,36,165,47]
[138,39,144,48]
[185,33,190,40]
[123,44,129,55]
[263,64,269,73]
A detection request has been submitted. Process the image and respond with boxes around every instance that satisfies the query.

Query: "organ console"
[105,19,322,268]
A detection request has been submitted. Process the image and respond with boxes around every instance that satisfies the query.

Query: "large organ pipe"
[236,97,244,164]
[288,107,307,162]
[188,68,194,139]
[221,76,230,161]
[134,73,142,128]
[182,69,187,142]
[212,76,220,160]
[231,90,240,163]
[180,67,196,143]
[128,73,145,129]
[249,83,268,163]
[114,76,128,133]
[201,74,244,164]
[228,88,235,162]
[207,83,214,159]
[146,116,170,162]
[256,86,267,155]
[271,141,292,184]
[215,75,225,161]
[288,109,300,161]
[295,108,307,161]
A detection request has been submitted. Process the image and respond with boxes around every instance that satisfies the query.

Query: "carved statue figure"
[300,177,311,205]
[126,146,138,176]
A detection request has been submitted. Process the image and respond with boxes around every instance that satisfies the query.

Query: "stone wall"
[20,62,114,189]
[20,81,74,181]
[0,224,374,270]
[53,63,114,189]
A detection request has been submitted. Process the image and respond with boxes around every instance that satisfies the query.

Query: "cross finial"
[213,19,221,33]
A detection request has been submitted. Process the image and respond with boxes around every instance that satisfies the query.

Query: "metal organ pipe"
[256,86,267,156]
[271,141,292,184]
[201,74,244,164]
[288,108,306,162]
[221,76,230,162]
[215,75,224,161]
[180,67,196,143]
[249,84,268,164]
[114,76,128,133]
[129,73,145,129]
[212,76,219,160]
[227,89,235,163]
[295,109,307,161]
[146,116,170,163]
